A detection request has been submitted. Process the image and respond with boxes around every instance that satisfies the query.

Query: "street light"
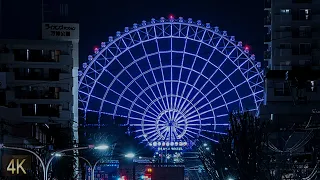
[94,144,109,150]
[124,152,135,158]
[124,153,136,180]
[47,145,109,180]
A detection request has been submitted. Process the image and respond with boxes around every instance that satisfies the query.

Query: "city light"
[124,153,135,158]
[94,144,109,150]
[54,153,62,157]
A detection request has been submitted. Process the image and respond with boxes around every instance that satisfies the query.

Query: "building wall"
[261,1,320,178]
[262,0,320,117]
[0,39,75,126]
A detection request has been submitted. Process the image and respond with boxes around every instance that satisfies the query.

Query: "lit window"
[280,9,291,14]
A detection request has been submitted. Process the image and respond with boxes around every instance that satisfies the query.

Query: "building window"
[299,43,311,54]
[299,60,311,66]
[299,9,311,20]
[274,83,290,96]
[279,43,291,49]
[280,26,291,32]
[280,9,291,14]
[299,26,311,37]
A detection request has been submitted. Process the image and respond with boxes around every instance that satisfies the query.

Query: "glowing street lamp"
[124,153,135,158]
[94,144,109,150]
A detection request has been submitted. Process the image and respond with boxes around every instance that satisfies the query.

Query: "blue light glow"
[79,17,264,148]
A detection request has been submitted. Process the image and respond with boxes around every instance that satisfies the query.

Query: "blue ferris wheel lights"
[78,17,264,149]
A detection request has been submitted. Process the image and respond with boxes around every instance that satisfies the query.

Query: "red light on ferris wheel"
[169,14,174,19]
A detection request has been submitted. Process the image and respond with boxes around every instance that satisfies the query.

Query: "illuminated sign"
[1,155,31,176]
[42,23,79,41]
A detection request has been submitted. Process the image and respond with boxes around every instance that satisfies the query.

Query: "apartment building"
[261,0,320,179]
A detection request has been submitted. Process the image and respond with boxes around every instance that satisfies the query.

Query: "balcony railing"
[16,91,59,99]
[264,18,271,25]
[264,34,271,42]
[292,30,312,38]
[14,72,60,81]
[264,0,271,9]
[264,51,271,59]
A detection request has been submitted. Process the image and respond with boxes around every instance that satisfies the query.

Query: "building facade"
[261,0,320,179]
[0,39,77,178]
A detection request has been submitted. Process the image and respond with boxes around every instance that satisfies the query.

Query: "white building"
[261,0,320,178]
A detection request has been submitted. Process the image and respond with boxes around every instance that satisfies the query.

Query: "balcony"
[0,52,14,63]
[279,49,292,56]
[14,68,60,81]
[15,91,59,100]
[264,34,271,43]
[264,18,271,26]
[292,13,312,21]
[292,30,312,38]
[13,49,67,63]
[264,51,271,59]
[264,0,271,9]
[21,104,60,117]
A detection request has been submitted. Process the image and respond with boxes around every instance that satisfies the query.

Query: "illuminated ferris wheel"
[78,16,264,148]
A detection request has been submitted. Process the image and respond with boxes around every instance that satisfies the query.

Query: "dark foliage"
[198,112,271,180]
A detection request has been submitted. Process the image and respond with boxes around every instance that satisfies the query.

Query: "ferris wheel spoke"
[187,90,263,120]
[199,134,219,143]
[192,49,248,106]
[173,25,189,116]
[140,126,164,139]
[177,127,197,139]
[137,126,155,132]
[176,28,206,116]
[153,25,171,111]
[183,60,259,116]
[202,129,227,135]
[170,24,174,113]
[178,34,218,119]
[109,54,159,116]
[190,72,261,116]
[97,61,161,118]
[131,32,168,114]
[187,46,238,105]
[85,93,155,120]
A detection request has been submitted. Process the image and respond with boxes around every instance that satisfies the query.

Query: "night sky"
[1,0,264,63]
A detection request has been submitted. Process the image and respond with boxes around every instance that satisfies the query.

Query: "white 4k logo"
[6,159,27,174]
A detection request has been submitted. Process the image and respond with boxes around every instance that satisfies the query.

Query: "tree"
[198,112,271,180]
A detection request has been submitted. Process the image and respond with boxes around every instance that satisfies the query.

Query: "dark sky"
[1,0,265,62]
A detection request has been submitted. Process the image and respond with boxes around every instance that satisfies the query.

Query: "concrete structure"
[0,39,75,126]
[0,39,77,178]
[261,0,320,179]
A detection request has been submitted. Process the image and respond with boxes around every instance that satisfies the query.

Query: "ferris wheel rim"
[79,20,261,84]
[79,26,262,116]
